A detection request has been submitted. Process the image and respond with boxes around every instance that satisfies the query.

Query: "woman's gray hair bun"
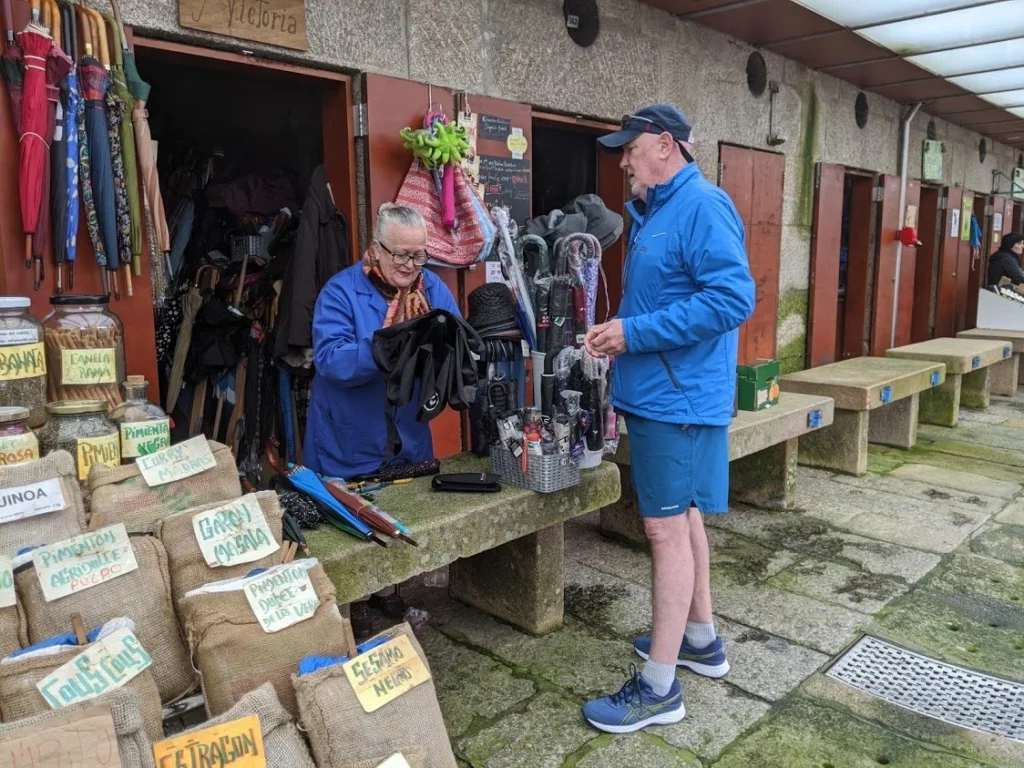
[374,203,426,241]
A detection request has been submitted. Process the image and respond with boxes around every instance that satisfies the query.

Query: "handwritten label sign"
[479,114,511,142]
[120,419,171,459]
[77,434,121,481]
[0,704,123,768]
[179,0,308,51]
[243,563,318,633]
[506,128,528,159]
[0,430,38,466]
[137,436,216,488]
[0,556,14,609]
[152,714,265,768]
[37,628,151,710]
[479,155,531,224]
[342,635,431,713]
[0,477,66,524]
[193,495,279,568]
[61,349,116,385]
[0,343,46,381]
[33,524,138,602]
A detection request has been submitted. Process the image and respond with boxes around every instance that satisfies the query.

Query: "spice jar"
[0,297,47,428]
[39,400,120,486]
[42,295,125,412]
[0,406,39,467]
[111,376,170,462]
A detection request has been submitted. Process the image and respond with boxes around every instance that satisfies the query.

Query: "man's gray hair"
[374,203,426,241]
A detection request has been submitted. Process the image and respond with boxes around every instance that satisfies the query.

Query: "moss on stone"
[871,443,1024,483]
[918,379,960,427]
[795,86,820,230]
[730,442,792,510]
[776,289,809,374]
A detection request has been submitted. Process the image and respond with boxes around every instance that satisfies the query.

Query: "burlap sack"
[88,440,241,534]
[154,491,283,614]
[0,688,156,767]
[179,560,349,718]
[0,639,164,742]
[171,682,315,767]
[0,602,23,660]
[293,623,456,768]
[0,451,87,557]
[15,535,195,704]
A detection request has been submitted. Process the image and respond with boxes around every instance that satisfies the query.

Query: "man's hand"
[585,320,627,357]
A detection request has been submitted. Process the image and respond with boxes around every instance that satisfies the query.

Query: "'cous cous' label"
[120,418,171,458]
[0,430,39,466]
[61,348,117,385]
[76,434,121,481]
[0,342,46,381]
[36,628,152,709]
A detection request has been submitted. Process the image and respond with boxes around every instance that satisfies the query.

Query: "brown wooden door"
[718,145,784,365]
[807,163,844,367]
[843,176,877,359]
[956,193,975,333]
[911,187,941,343]
[935,187,964,338]
[871,176,919,353]
[1004,200,1015,239]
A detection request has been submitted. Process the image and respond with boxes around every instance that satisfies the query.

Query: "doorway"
[910,186,942,342]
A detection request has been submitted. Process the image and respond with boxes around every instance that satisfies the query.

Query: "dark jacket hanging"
[275,165,351,362]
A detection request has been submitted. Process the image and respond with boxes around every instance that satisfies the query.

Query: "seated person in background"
[987,233,1024,288]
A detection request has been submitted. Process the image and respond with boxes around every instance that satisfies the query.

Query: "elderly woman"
[304,203,460,479]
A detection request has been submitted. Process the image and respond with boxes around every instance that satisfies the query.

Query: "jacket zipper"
[658,353,682,390]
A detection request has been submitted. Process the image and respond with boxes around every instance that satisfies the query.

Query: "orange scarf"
[362,250,431,328]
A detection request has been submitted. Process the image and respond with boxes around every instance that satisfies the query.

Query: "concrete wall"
[114,0,1022,367]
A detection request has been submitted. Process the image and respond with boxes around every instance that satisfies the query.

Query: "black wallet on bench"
[431,473,503,493]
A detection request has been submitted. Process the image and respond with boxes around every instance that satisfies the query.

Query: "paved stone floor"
[393,394,1024,767]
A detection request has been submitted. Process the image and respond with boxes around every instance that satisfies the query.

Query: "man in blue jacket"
[582,105,755,733]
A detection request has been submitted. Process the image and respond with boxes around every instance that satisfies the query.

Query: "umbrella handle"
[40,0,49,31]
[87,8,109,68]
[74,4,92,57]
[101,14,120,67]
[47,0,59,47]
[108,0,128,51]
[2,0,12,43]
[29,0,39,23]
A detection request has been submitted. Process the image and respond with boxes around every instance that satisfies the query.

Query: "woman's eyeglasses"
[376,240,430,266]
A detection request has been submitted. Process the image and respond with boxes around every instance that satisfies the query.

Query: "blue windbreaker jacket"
[304,264,461,479]
[615,163,756,426]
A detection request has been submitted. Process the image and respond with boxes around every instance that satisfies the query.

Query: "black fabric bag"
[431,473,502,493]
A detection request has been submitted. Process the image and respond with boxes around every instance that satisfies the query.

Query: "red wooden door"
[843,176,876,359]
[911,187,941,343]
[934,187,963,338]
[871,176,919,354]
[718,145,784,365]
[807,163,844,367]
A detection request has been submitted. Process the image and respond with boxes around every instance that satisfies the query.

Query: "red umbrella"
[16,0,53,276]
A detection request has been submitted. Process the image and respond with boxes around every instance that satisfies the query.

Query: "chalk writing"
[0,477,66,524]
[243,563,318,633]
[342,635,431,713]
[37,629,151,710]
[77,434,121,481]
[136,436,216,488]
[193,495,279,568]
[479,155,531,224]
[0,343,46,381]
[0,705,123,768]
[61,349,116,385]
[33,524,138,602]
[152,714,265,768]
[120,419,171,459]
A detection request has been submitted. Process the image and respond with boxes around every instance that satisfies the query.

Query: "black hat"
[562,194,624,251]
[598,104,693,152]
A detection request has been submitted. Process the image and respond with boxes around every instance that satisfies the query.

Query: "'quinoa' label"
[33,523,138,602]
[0,478,66,524]
[61,348,116,385]
[120,418,171,458]
[0,342,46,381]
[0,328,39,345]
[0,431,39,466]
[193,494,279,568]
[0,556,14,608]
[76,434,121,481]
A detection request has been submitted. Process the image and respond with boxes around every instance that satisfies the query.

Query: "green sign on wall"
[922,140,944,183]
[961,196,974,241]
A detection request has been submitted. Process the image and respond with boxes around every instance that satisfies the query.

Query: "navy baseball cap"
[598,104,693,153]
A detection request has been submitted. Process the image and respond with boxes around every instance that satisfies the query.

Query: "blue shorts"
[624,414,729,517]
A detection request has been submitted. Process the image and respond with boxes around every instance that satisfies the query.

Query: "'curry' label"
[0,477,66,524]
[0,342,46,381]
[136,436,216,487]
[193,495,279,568]
[342,635,432,713]
[36,628,152,710]
[243,563,318,633]
[33,524,139,602]
[77,434,121,481]
[120,418,171,458]
[0,555,15,609]
[61,348,117,385]
[152,714,266,768]
[0,430,39,466]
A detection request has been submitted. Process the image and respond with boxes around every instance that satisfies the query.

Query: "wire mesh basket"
[490,445,580,493]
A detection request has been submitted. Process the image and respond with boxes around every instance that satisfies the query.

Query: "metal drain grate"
[826,636,1024,742]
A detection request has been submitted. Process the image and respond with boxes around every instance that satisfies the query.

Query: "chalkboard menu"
[480,155,531,224]
[479,114,511,141]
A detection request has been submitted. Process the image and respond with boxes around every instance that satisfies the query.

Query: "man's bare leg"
[645,514,695,678]
[686,508,713,624]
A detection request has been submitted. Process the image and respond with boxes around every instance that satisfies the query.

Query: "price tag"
[119,419,171,459]
[36,628,151,710]
[77,434,121,481]
[0,477,66,524]
[33,524,138,602]
[0,704,123,768]
[136,436,216,488]
[152,714,265,768]
[0,343,46,381]
[485,261,503,283]
[61,348,116,385]
[0,430,39,466]
[193,495,280,567]
[342,635,431,713]
[243,563,319,633]
[0,556,14,609]
[0,328,39,345]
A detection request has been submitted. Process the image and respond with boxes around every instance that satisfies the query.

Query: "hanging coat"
[303,264,460,480]
[274,165,350,361]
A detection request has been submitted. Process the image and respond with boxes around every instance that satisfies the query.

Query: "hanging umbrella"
[56,0,77,289]
[17,1,53,279]
[104,12,139,282]
[47,0,68,291]
[72,4,102,290]
[166,281,204,414]
[1,0,22,131]
[101,13,132,297]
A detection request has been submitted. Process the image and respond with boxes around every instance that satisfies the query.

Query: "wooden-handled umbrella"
[99,11,131,297]
[37,0,70,290]
[57,1,78,289]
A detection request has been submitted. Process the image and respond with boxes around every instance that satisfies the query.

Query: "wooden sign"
[342,635,431,713]
[33,524,139,602]
[37,629,152,710]
[152,714,265,768]
[137,436,216,488]
[243,563,318,633]
[193,494,279,567]
[179,0,308,51]
[0,704,122,767]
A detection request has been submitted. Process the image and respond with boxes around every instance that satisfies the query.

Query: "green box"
[737,359,781,412]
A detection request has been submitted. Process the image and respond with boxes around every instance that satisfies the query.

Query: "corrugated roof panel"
[984,89,1024,107]
[858,1,1024,56]
[790,0,980,28]
[950,66,1024,94]
[908,38,1024,77]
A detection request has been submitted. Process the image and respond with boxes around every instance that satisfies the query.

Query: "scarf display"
[362,250,430,328]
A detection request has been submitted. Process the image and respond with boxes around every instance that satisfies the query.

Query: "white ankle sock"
[684,621,716,648]
[641,660,676,697]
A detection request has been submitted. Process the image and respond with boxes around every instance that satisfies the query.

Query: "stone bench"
[305,453,620,636]
[956,328,1023,395]
[885,337,1015,427]
[780,357,945,476]
[599,391,835,546]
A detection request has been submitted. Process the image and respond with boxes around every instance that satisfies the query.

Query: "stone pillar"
[989,356,1019,397]
[599,465,647,547]
[730,438,797,510]
[918,374,961,427]
[869,393,919,449]
[961,368,992,409]
[449,524,565,635]
[798,408,869,476]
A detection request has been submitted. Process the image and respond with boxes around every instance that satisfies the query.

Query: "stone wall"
[113,0,1022,364]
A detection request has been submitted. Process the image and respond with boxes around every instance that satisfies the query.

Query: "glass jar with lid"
[0,297,47,428]
[39,400,120,487]
[42,295,125,412]
[111,376,170,462]
[0,406,39,467]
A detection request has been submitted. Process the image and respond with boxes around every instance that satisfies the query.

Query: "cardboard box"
[737,359,780,411]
